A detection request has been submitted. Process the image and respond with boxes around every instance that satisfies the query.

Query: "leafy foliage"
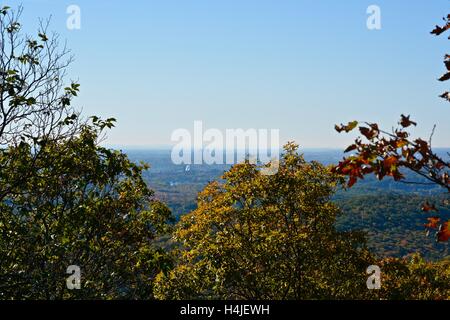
[377,254,450,300]
[154,143,374,299]
[0,5,448,301]
[0,6,80,146]
[333,14,450,243]
[0,122,174,299]
[333,117,450,244]
[0,6,174,299]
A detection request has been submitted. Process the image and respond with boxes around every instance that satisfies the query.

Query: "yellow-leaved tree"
[155,143,375,299]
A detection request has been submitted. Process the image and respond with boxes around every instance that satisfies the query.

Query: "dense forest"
[0,5,449,300]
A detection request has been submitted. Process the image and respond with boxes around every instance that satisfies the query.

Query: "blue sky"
[9,0,450,148]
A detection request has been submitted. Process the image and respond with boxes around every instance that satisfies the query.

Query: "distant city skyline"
[13,0,450,148]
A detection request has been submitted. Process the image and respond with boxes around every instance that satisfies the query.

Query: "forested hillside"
[128,149,450,260]
[0,4,448,301]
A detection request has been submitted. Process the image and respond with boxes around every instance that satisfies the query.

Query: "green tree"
[155,143,374,299]
[0,122,174,299]
[0,6,174,299]
[0,5,80,146]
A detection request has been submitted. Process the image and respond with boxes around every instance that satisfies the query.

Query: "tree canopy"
[0,6,174,299]
[155,143,374,299]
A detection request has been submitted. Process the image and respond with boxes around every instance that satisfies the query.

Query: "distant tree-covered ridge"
[129,149,449,260]
[155,144,450,299]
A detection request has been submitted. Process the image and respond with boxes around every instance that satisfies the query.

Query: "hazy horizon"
[13,0,450,149]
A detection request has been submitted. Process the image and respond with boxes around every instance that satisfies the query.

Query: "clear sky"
[10,0,450,148]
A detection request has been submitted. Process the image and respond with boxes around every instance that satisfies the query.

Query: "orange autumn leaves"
[425,217,450,242]
[334,13,450,245]
[422,203,450,242]
[333,115,450,242]
[438,222,450,242]
[425,216,440,229]
[431,14,450,102]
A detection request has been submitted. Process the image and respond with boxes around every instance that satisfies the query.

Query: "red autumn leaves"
[334,115,449,191]
[333,15,450,243]
[333,115,450,242]
[438,222,450,241]
[431,14,450,36]
[422,202,450,242]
